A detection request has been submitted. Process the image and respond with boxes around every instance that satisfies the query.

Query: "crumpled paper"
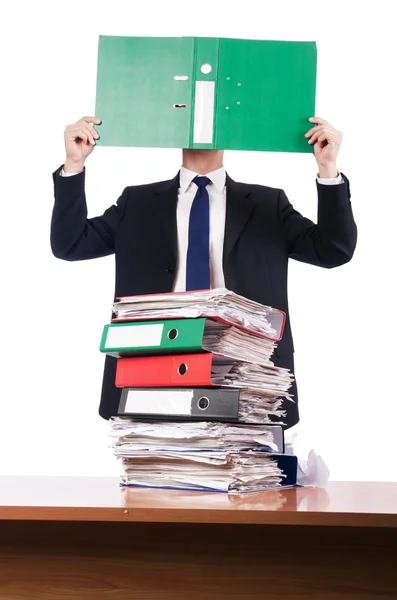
[284,425,330,487]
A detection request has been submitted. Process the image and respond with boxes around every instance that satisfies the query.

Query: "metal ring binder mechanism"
[95,35,316,152]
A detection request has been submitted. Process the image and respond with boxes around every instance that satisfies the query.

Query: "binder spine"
[190,37,220,149]
[100,318,207,356]
[118,387,240,420]
[115,353,213,387]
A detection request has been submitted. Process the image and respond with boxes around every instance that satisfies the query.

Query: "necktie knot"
[193,175,211,189]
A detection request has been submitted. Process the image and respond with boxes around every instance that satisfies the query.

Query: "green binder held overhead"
[95,36,317,152]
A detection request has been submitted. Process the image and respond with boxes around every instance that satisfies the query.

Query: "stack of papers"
[110,419,281,450]
[110,419,295,492]
[200,321,275,363]
[120,452,284,493]
[103,288,298,492]
[233,389,286,422]
[112,288,285,341]
[209,355,293,392]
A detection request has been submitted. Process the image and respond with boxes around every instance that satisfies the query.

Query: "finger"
[305,125,324,138]
[308,130,322,144]
[80,125,96,145]
[317,132,333,144]
[66,126,89,144]
[69,125,95,145]
[308,128,333,144]
[82,122,99,140]
[67,124,96,138]
[308,116,328,126]
[72,127,93,145]
[65,121,99,139]
[86,123,99,139]
[80,116,101,125]
[73,131,89,144]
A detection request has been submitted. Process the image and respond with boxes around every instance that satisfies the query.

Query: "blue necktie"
[186,176,211,291]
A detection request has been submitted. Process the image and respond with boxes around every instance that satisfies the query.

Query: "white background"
[0,0,396,481]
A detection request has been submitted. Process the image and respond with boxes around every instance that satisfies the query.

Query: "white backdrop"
[0,0,396,481]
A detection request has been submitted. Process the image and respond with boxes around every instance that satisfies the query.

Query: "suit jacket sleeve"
[50,166,128,260]
[278,174,357,268]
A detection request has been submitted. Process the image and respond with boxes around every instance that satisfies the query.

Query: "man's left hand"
[305,117,342,178]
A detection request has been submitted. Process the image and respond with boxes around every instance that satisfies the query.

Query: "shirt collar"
[179,166,226,194]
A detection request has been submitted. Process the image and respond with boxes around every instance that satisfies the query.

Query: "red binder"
[115,354,216,388]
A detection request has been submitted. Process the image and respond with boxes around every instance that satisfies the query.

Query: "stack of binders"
[101,288,298,493]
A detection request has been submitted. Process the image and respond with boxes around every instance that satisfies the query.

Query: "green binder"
[101,318,211,358]
[95,36,317,152]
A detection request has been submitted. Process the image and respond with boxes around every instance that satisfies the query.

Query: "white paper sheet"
[284,425,330,487]
[112,288,285,341]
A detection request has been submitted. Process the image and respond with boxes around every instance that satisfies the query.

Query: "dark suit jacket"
[51,167,357,428]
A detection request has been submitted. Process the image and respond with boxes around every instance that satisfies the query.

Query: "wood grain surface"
[1,475,397,599]
[1,477,397,527]
[0,521,396,599]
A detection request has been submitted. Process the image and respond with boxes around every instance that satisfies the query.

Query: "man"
[51,115,357,429]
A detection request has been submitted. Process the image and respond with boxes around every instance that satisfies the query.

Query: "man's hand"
[305,117,342,178]
[64,116,101,173]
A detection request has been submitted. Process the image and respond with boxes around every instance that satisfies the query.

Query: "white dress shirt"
[60,166,343,291]
[173,167,227,292]
[171,166,343,292]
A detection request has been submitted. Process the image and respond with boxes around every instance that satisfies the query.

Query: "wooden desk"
[1,477,396,599]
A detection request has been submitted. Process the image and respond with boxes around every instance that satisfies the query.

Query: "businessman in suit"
[51,115,357,429]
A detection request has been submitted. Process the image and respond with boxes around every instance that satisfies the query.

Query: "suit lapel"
[150,171,255,266]
[223,174,255,261]
[152,173,180,260]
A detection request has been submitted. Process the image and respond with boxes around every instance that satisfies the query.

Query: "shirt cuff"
[60,167,83,177]
[317,174,344,185]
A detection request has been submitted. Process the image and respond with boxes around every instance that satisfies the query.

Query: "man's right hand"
[63,116,101,173]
